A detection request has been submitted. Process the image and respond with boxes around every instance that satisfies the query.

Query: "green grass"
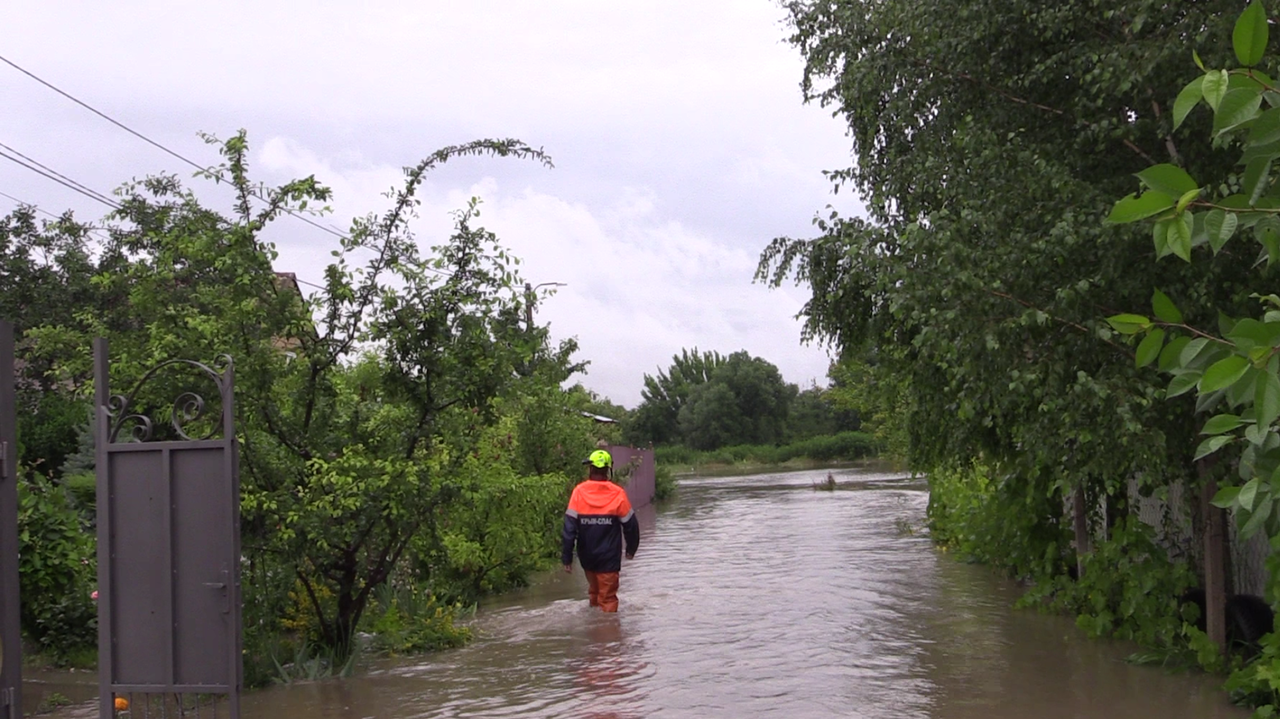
[655,431,877,471]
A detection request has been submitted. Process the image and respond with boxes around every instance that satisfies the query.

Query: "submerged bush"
[654,464,677,501]
[925,461,1069,580]
[365,584,471,655]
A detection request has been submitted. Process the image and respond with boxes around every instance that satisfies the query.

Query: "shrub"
[926,461,1069,579]
[365,583,471,655]
[17,470,97,664]
[654,464,677,501]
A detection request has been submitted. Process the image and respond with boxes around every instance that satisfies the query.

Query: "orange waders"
[584,570,621,613]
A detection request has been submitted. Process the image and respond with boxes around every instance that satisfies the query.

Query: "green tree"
[759,0,1260,579]
[787,384,838,441]
[17,131,560,658]
[1094,1,1280,704]
[678,351,795,450]
[0,209,133,473]
[678,382,743,450]
[628,348,724,444]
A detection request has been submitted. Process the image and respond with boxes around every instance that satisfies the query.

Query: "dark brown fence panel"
[94,339,241,719]
[0,320,20,718]
[610,445,655,509]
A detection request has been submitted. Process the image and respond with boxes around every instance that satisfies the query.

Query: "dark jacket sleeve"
[561,512,578,566]
[622,512,640,558]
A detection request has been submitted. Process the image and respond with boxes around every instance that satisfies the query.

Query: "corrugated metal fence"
[609,445,655,509]
[1129,477,1269,596]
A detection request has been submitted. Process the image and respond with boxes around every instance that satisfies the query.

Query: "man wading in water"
[562,449,640,612]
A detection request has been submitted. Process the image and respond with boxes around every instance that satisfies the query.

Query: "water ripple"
[228,466,1245,719]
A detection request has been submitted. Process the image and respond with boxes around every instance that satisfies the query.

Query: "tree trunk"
[1200,472,1227,656]
[1073,484,1090,578]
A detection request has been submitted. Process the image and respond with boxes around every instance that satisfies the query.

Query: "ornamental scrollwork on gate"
[106,355,233,443]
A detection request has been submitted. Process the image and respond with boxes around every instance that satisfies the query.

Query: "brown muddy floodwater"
[44,465,1246,718]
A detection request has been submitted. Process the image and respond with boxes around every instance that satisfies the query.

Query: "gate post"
[0,321,20,718]
[92,339,112,719]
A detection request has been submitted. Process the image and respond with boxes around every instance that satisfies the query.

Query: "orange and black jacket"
[562,478,640,573]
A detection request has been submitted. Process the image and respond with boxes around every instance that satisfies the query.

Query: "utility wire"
[0,53,202,175]
[0,141,119,208]
[1,53,469,280]
[0,189,114,242]
[0,149,120,210]
[0,51,351,242]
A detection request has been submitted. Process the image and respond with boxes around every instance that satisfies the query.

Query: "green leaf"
[1168,371,1203,398]
[1205,209,1239,253]
[1136,328,1165,368]
[1160,336,1192,371]
[1230,367,1261,407]
[1107,193,1175,224]
[1153,218,1172,257]
[1174,77,1204,131]
[1168,211,1194,261]
[1152,289,1183,324]
[1191,210,1210,248]
[1242,137,1280,164]
[1200,355,1252,392]
[1262,224,1280,267]
[1239,477,1262,511]
[1195,434,1235,460]
[1136,164,1199,198]
[1244,158,1272,204]
[1202,414,1245,435]
[1211,484,1242,508]
[1177,187,1201,213]
[1181,337,1211,366]
[1250,107,1280,147]
[1216,88,1265,137]
[1258,370,1280,428]
[1106,313,1151,334]
[1227,318,1280,350]
[1238,70,1278,91]
[1198,388,1227,414]
[1203,70,1230,111]
[1242,499,1274,538]
[1257,216,1280,265]
[1235,0,1270,67]
[1221,311,1240,337]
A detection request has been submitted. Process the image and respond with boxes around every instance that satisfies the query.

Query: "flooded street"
[47,465,1245,718]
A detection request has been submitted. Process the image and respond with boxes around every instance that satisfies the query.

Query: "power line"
[0,149,120,210]
[1,53,466,280]
[0,53,203,175]
[0,141,119,208]
[0,189,114,242]
[0,52,353,242]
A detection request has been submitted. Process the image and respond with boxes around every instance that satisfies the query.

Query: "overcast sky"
[0,1,861,407]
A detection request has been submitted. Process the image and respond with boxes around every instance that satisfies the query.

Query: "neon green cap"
[584,449,612,468]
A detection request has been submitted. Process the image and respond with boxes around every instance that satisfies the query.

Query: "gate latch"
[204,570,231,614]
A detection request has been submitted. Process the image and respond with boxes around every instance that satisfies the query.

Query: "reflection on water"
[41,466,1248,718]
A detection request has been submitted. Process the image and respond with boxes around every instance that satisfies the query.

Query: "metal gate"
[0,321,21,718]
[94,339,241,719]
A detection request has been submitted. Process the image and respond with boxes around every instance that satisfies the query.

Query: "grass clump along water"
[655,431,876,471]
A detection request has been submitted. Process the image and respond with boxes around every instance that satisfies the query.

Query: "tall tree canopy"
[629,348,796,450]
[629,348,725,444]
[759,0,1269,573]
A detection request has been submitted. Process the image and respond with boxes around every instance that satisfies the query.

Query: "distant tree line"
[600,348,860,451]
